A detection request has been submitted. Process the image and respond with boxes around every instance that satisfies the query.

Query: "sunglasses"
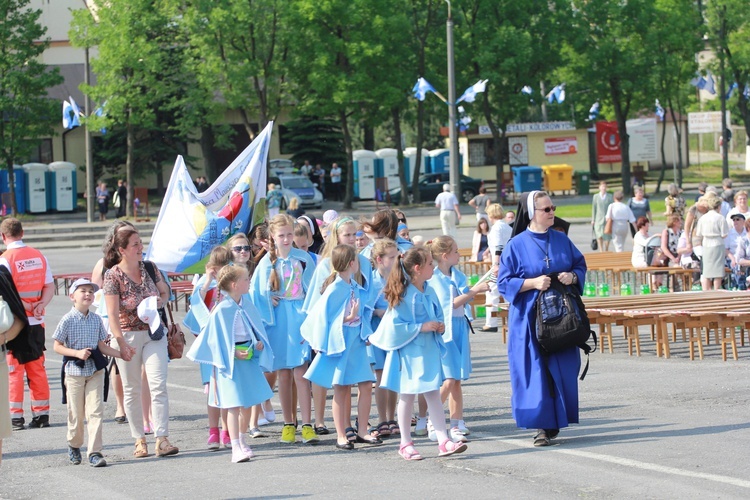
[398,218,407,223]
[232,245,251,252]
[535,205,557,213]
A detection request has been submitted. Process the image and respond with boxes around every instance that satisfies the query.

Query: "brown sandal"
[134,438,148,458]
[155,437,179,457]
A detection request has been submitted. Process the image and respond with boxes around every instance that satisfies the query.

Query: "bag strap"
[143,260,157,284]
[578,330,598,381]
[166,302,175,326]
[464,314,476,335]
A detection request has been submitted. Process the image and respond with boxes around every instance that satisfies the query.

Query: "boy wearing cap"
[52,278,123,467]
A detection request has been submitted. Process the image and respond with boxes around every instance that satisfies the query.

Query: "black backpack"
[535,273,597,380]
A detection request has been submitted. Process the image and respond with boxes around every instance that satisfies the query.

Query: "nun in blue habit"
[187,297,274,409]
[301,277,374,389]
[497,191,586,446]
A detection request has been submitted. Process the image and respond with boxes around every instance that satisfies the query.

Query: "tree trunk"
[200,126,219,183]
[239,109,257,141]
[656,117,667,193]
[363,123,375,151]
[611,88,632,195]
[412,100,424,204]
[340,110,354,210]
[667,98,684,187]
[392,108,408,205]
[6,160,17,216]
[126,115,135,217]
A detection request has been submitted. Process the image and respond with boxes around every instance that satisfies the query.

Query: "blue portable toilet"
[0,166,27,214]
[353,150,377,200]
[403,147,427,186]
[23,163,48,213]
[47,162,77,212]
[512,166,543,193]
[427,149,450,174]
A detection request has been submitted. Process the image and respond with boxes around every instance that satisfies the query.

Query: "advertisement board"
[596,121,622,163]
[544,137,578,155]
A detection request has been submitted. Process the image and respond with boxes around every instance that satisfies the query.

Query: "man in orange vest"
[1,218,54,430]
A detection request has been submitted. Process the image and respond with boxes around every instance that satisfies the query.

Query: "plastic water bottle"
[658,285,669,293]
[640,284,651,294]
[584,282,596,297]
[469,274,479,286]
[597,283,610,297]
[620,283,632,296]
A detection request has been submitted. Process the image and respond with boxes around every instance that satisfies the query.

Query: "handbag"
[649,248,669,267]
[591,229,598,251]
[166,306,186,360]
[604,218,613,235]
[0,295,14,334]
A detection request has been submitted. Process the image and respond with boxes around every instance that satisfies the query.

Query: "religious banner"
[145,122,272,273]
[596,121,622,163]
[544,137,578,155]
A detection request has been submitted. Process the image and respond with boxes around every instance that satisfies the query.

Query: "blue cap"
[355,230,364,237]
[397,223,408,232]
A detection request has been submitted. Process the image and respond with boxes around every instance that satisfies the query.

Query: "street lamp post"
[83,45,95,223]
[446,1,461,199]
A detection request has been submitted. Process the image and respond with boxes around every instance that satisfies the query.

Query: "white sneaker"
[264,410,276,423]
[427,420,437,442]
[450,426,468,443]
[457,420,471,436]
[258,417,269,427]
[414,417,428,437]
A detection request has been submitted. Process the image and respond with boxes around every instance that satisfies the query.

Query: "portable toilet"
[375,149,401,192]
[47,162,77,212]
[0,166,27,214]
[403,147,427,185]
[22,163,48,213]
[353,150,377,200]
[427,149,450,174]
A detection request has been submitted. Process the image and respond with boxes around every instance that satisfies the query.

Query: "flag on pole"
[521,85,533,95]
[704,72,716,95]
[412,77,437,101]
[546,83,565,104]
[655,99,665,121]
[145,122,273,273]
[690,74,707,90]
[69,96,83,118]
[726,82,738,99]
[456,79,488,104]
[62,100,80,129]
[94,105,107,134]
[588,102,600,121]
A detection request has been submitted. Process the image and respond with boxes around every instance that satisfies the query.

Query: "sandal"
[438,439,468,457]
[355,434,383,446]
[546,428,560,440]
[155,437,179,457]
[345,427,357,443]
[375,421,391,438]
[314,424,330,435]
[398,441,423,461]
[133,438,148,458]
[388,420,400,436]
[533,430,550,447]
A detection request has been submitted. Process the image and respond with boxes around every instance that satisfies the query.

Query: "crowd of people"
[592,179,749,291]
[1,185,590,468]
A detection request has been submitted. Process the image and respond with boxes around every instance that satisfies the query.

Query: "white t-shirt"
[330,167,342,183]
[488,220,512,257]
[435,191,459,211]
[299,164,313,176]
[606,202,636,223]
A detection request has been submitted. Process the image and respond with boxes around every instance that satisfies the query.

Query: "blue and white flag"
[546,83,565,104]
[655,99,665,121]
[62,100,80,129]
[145,122,272,273]
[412,77,437,101]
[456,79,488,104]
[690,75,707,90]
[69,96,83,118]
[521,85,533,95]
[94,105,107,135]
[726,82,738,99]
[704,72,717,95]
[588,101,600,121]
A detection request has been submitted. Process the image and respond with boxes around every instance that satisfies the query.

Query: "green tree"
[284,117,348,168]
[460,0,569,202]
[563,0,659,194]
[705,1,750,175]
[0,0,62,215]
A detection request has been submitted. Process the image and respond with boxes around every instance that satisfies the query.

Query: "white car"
[269,159,296,176]
[270,174,324,209]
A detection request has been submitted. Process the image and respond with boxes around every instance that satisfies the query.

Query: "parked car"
[388,173,483,205]
[269,159,296,176]
[270,174,324,209]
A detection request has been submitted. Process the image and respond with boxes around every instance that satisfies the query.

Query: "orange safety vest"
[3,246,47,317]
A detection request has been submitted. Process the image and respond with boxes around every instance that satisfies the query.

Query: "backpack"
[535,273,597,380]
[645,235,667,267]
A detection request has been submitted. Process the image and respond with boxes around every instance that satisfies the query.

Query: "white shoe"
[258,417,269,427]
[457,420,471,435]
[231,448,252,463]
[427,420,437,442]
[450,427,468,443]
[414,417,428,437]
[264,410,276,423]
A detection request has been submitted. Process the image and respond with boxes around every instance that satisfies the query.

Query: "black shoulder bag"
[535,273,597,380]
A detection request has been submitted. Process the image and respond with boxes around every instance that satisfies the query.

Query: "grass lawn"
[555,199,668,221]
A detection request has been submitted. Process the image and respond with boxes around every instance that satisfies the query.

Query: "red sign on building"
[595,121,622,163]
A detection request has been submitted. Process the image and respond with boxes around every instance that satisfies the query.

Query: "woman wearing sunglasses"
[497,191,586,448]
